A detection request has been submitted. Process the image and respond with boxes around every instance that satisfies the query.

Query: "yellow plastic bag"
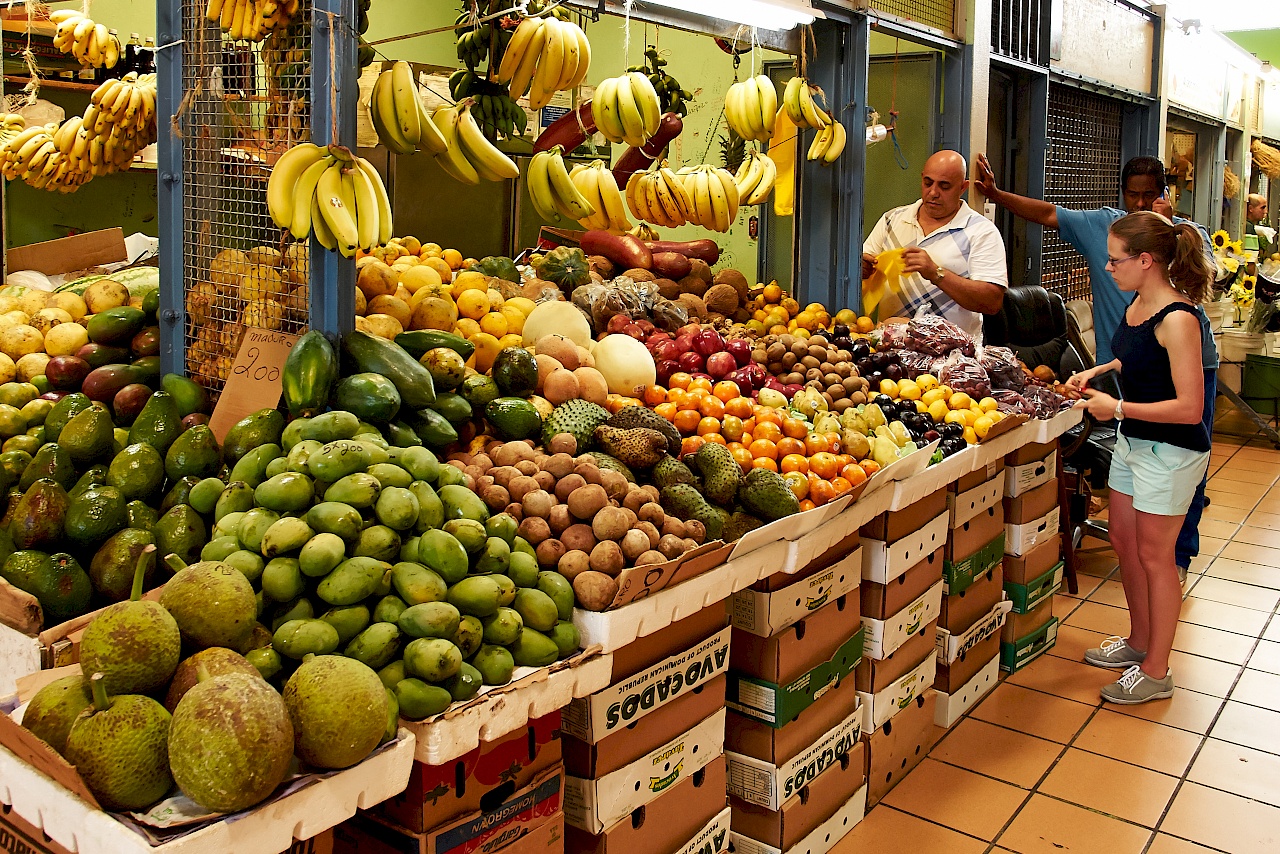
[770,110,797,217]
[863,248,906,320]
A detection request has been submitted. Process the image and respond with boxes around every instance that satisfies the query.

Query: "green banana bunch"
[627,46,693,117]
[449,71,527,139]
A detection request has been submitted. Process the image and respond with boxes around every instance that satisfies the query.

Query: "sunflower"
[1230,240,1244,256]
[1243,274,1257,289]
[1212,230,1230,250]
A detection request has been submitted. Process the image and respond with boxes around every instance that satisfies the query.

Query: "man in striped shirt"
[860,150,1009,342]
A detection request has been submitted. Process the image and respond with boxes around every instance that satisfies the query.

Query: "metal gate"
[1041,83,1124,302]
[990,0,1049,66]
[868,0,956,36]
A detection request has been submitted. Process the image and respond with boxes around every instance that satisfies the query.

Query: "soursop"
[606,405,681,454]
[540,399,610,451]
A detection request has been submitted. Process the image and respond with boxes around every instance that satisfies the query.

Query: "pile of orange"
[647,374,875,510]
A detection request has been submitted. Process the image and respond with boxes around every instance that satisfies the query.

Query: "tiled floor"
[834,430,1280,853]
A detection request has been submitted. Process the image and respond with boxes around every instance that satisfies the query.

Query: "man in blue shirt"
[974,154,1216,581]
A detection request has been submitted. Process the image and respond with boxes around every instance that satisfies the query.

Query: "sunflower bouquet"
[1211,229,1247,300]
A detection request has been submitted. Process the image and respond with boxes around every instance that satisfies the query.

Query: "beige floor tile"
[970,683,1096,744]
[1195,536,1229,557]
[1168,650,1242,698]
[1160,782,1280,852]
[1209,479,1271,500]
[1075,552,1119,578]
[1086,578,1129,608]
[1186,554,1213,574]
[1249,639,1280,675]
[1245,509,1280,531]
[1184,575,1280,611]
[1074,709,1202,777]
[1266,620,1280,643]
[1047,624,1105,663]
[1173,621,1261,665]
[930,718,1062,789]
[1231,524,1280,549]
[1251,497,1280,515]
[1179,596,1272,636]
[1056,574,1103,600]
[1202,556,1280,589]
[1188,737,1280,809]
[1063,600,1132,636]
[995,793,1152,853]
[1219,539,1280,567]
[1038,748,1178,827]
[1006,653,1113,705]
[828,805,989,854]
[1230,667,1280,709]
[881,758,1026,841]
[1196,518,1243,540]
[1202,489,1258,511]
[1211,465,1278,485]
[1146,833,1234,854]
[1210,700,1280,754]
[1111,686,1224,734]
[1203,503,1250,524]
[1228,445,1280,460]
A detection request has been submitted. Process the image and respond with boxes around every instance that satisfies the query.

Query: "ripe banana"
[675,165,738,233]
[726,75,778,142]
[266,142,389,254]
[527,148,561,221]
[206,0,298,42]
[495,13,591,107]
[570,163,608,230]
[545,145,595,219]
[570,160,629,231]
[267,142,325,229]
[50,11,121,68]
[593,73,661,146]
[806,120,847,165]
[782,77,830,129]
[455,101,520,182]
[430,105,480,185]
[735,149,777,206]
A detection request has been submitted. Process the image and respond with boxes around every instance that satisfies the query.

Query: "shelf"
[3,75,99,92]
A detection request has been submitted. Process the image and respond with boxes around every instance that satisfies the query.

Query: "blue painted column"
[156,0,186,377]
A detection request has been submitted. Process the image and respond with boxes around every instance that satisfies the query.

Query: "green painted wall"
[1225,29,1280,67]
[44,0,154,39]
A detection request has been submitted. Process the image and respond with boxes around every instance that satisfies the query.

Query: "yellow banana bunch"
[50,10,120,69]
[592,72,662,147]
[806,120,847,165]
[495,14,591,109]
[205,0,300,42]
[725,76,778,143]
[527,144,596,222]
[676,165,740,233]
[82,72,160,178]
[625,164,694,229]
[734,149,778,206]
[429,99,520,184]
[569,160,631,231]
[267,143,392,257]
[0,114,26,150]
[781,77,830,129]
[369,61,447,156]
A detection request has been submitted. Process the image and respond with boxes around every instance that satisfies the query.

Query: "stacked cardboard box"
[1001,442,1062,671]
[562,606,732,854]
[334,713,565,854]
[858,490,947,807]
[725,532,868,854]
[935,464,1009,727]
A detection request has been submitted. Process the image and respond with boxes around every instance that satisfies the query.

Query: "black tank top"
[1111,302,1211,453]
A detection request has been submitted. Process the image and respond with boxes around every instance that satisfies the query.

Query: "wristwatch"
[1114,399,1125,421]
[931,265,947,285]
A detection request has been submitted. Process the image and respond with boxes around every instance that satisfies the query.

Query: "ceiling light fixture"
[635,0,821,31]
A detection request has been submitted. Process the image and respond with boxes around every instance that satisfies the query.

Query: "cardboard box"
[862,515,948,586]
[564,758,729,854]
[1001,596,1054,642]
[1003,533,1062,585]
[862,691,938,808]
[935,654,999,729]
[605,605,728,684]
[565,674,726,778]
[673,807,732,854]
[6,228,127,276]
[726,702,861,811]
[725,674,859,765]
[860,550,943,622]
[861,488,948,542]
[939,566,1003,634]
[855,620,937,695]
[732,548,862,638]
[857,650,936,733]
[944,532,1006,596]
[729,785,866,854]
[729,742,866,852]
[952,461,1002,494]
[1006,506,1061,557]
[564,708,726,834]
[934,631,1000,694]
[728,627,864,729]
[336,769,563,854]
[1006,562,1063,614]
[1006,440,1058,467]
[787,530,862,581]
[1005,450,1057,498]
[0,805,74,854]
[935,601,1011,665]
[1000,617,1059,673]
[376,713,561,833]
[562,625,730,744]
[946,503,1004,563]
[860,580,943,660]
[948,474,1003,528]
[1004,476,1060,525]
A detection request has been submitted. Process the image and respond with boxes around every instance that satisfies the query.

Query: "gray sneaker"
[1179,565,1188,585]
[1084,636,1147,669]
[1101,664,1175,704]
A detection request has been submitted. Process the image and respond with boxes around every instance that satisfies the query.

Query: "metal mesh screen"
[1041,83,1123,302]
[181,0,312,400]
[991,0,1047,65]
[868,0,956,35]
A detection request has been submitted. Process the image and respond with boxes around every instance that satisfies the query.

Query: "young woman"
[1067,210,1213,705]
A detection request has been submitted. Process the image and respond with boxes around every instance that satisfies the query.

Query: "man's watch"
[931,265,947,285]
[1114,399,1125,421]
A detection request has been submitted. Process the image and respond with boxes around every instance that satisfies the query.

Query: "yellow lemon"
[928,400,950,422]
[795,328,810,339]
[973,414,994,439]
[898,380,920,401]
[922,388,948,407]
[989,410,1005,423]
[498,333,524,351]
[504,296,537,317]
[963,426,978,444]
[916,373,938,391]
[470,332,502,373]
[948,392,972,411]
[978,396,999,413]
[944,409,967,426]
[456,288,491,320]
[450,270,489,298]
[486,289,505,311]
[879,379,899,398]
[915,400,928,413]
[454,317,482,338]
[938,385,953,398]
[479,311,509,338]
[499,304,525,334]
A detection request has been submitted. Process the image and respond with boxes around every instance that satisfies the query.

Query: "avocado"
[165,424,221,481]
[0,549,91,623]
[10,479,70,550]
[154,504,207,567]
[222,409,286,465]
[484,397,542,442]
[19,442,75,492]
[89,528,155,602]
[44,393,93,445]
[490,347,538,396]
[128,391,182,455]
[60,405,115,465]
[65,484,127,547]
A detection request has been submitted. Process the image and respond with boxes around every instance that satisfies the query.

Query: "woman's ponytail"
[1169,222,1212,303]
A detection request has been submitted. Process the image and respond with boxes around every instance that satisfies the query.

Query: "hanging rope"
[886,38,908,169]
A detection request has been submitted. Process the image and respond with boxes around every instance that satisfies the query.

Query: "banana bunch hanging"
[449,70,528,139]
[781,77,829,129]
[526,145,595,223]
[429,99,520,185]
[267,143,392,258]
[369,61,447,156]
[569,160,631,231]
[724,76,778,143]
[625,164,693,229]
[592,72,662,147]
[205,0,300,42]
[49,10,120,68]
[806,121,846,165]
[494,12,591,110]
[675,165,739,233]
[734,149,778,205]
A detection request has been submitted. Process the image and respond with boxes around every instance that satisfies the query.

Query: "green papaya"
[282,330,339,418]
[342,330,435,409]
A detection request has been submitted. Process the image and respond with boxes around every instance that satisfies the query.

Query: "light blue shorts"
[1108,433,1210,516]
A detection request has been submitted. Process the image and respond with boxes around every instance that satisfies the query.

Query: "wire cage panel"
[179,0,312,400]
[1041,83,1124,303]
[867,0,957,36]
[991,0,1048,66]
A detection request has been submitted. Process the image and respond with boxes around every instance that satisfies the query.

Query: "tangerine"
[809,479,836,506]
[752,457,779,472]
[698,396,726,419]
[726,397,754,418]
[688,377,713,394]
[749,438,778,460]
[783,471,809,499]
[755,421,783,443]
[702,432,727,445]
[782,417,809,439]
[840,464,869,486]
[777,436,806,457]
[654,402,677,421]
[668,372,692,390]
[713,381,741,402]
[721,415,745,442]
[644,385,667,406]
[809,452,839,479]
[697,416,722,436]
[673,409,701,434]
[731,446,754,472]
[804,433,830,455]
[681,436,706,456]
[799,499,817,512]
[780,453,809,474]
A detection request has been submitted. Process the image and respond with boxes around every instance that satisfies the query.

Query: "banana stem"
[163,553,188,574]
[327,144,353,161]
[88,672,110,712]
[130,544,156,602]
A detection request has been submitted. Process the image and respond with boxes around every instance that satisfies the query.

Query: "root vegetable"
[508,475,540,502]
[491,466,520,488]
[561,523,598,553]
[574,464,604,487]
[567,483,609,520]
[517,516,551,545]
[590,541,625,576]
[658,534,686,559]
[534,470,556,491]
[536,538,567,568]
[481,485,510,511]
[592,506,631,542]
[636,521,661,548]
[549,504,573,535]
[515,460,539,476]
[661,518,687,539]
[636,550,666,566]
[504,503,524,521]
[522,489,555,519]
[560,551,592,582]
[554,473,587,503]
[638,503,665,527]
[548,433,578,455]
[599,470,629,501]
[623,488,648,513]
[573,570,618,611]
[541,453,577,479]
[621,529,651,561]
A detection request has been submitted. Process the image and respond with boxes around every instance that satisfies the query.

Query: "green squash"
[535,247,591,291]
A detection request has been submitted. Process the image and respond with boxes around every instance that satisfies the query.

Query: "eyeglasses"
[1106,254,1141,267]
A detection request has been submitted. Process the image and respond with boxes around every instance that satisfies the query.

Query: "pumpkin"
[536,246,592,291]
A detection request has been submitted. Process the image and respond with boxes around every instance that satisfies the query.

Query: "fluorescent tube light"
[637,0,820,31]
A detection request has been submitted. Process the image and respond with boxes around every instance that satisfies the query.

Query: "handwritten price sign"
[209,329,300,445]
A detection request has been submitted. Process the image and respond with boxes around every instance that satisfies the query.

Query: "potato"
[661,517,687,539]
[522,489,555,519]
[599,470,629,501]
[517,516,551,545]
[480,484,510,512]
[514,460,539,476]
[504,503,524,521]
[490,465,520,488]
[533,470,556,491]
[548,433,578,455]
[567,484,608,520]
[591,506,631,542]
[638,503,665,527]
[508,475,540,502]
[636,521,661,548]
[574,463,604,486]
[572,570,618,611]
[84,279,130,314]
[549,504,573,536]
[540,453,576,479]
[658,534,686,559]
[640,485,661,505]
[589,541,625,576]
[635,550,666,566]
[684,519,706,544]
[559,550,592,581]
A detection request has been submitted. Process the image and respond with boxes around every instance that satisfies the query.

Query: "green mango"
[537,571,575,622]
[439,484,488,523]
[64,485,126,547]
[375,487,419,531]
[443,519,487,555]
[215,481,256,522]
[366,463,413,490]
[306,502,365,543]
[0,450,31,485]
[261,557,305,602]
[324,472,382,508]
[398,601,461,639]
[154,504,206,566]
[443,662,483,702]
[493,574,517,607]
[548,621,580,658]
[378,660,407,690]
[106,443,164,501]
[128,391,181,455]
[512,588,559,633]
[317,556,388,605]
[507,552,539,589]
[473,537,511,575]
[227,443,283,489]
[404,637,462,682]
[0,382,38,409]
[391,562,447,605]
[373,595,407,624]
[298,533,347,578]
[300,411,361,444]
[188,477,225,515]
[471,644,515,686]
[345,622,403,670]
[394,678,452,719]
[165,424,221,481]
[225,550,266,584]
[286,440,323,474]
[485,513,518,547]
[509,628,559,667]
[480,607,523,645]
[392,446,440,482]
[255,472,315,514]
[435,463,468,490]
[446,575,502,618]
[222,409,286,464]
[246,646,283,681]
[3,434,41,455]
[59,406,114,464]
[201,536,241,562]
[237,507,281,553]
[19,398,51,428]
[386,421,422,448]
[334,374,401,424]
[263,457,288,479]
[270,597,316,632]
[353,525,401,563]
[260,517,315,558]
[213,511,246,541]
[320,605,371,645]
[451,615,484,659]
[409,481,443,531]
[416,529,469,584]
[272,619,340,659]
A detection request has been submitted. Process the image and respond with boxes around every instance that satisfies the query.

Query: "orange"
[721,415,745,443]
[688,377,713,394]
[726,397,753,419]
[654,402,678,421]
[783,471,809,499]
[799,499,817,512]
[751,457,779,472]
[754,421,783,443]
[698,396,725,419]
[742,417,757,436]
[697,416,721,436]
[739,432,754,447]
[731,446,754,472]
[673,410,701,434]
[749,439,778,460]
[840,464,869,486]
[680,436,706,456]
[782,418,809,439]
[780,453,809,474]
[859,460,880,477]
[809,452,839,479]
[856,316,875,333]
[831,476,853,496]
[804,433,830,455]
[809,479,836,506]
[824,434,844,454]
[702,432,727,445]
[441,248,464,269]
[753,408,782,427]
[763,283,783,302]
[713,381,741,402]
[777,436,805,457]
[644,385,667,406]
[668,372,692,390]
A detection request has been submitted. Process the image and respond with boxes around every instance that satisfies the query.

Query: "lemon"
[973,414,994,439]
[944,409,967,426]
[989,410,1005,424]
[504,297,537,317]
[963,426,978,444]
[898,380,920,401]
[948,392,973,411]
[928,400,950,422]
[499,304,526,334]
[479,311,508,338]
[454,317,482,338]
[916,373,938,391]
[978,397,999,413]
[456,289,491,320]
[879,379,899,397]
[922,388,948,406]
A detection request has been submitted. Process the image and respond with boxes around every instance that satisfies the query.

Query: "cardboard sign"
[208,329,300,444]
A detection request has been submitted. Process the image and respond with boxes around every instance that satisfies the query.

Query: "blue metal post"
[1027,72,1048,286]
[156,0,186,377]
[310,0,358,341]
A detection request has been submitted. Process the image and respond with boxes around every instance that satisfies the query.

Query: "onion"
[592,333,656,396]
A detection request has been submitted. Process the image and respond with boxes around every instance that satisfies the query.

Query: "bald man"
[1246,193,1271,257]
[861,150,1008,341]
